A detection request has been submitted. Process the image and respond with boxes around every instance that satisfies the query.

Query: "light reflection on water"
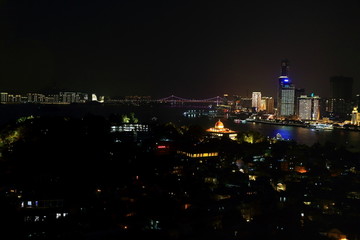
[141,106,360,151]
[184,116,360,151]
[223,119,360,151]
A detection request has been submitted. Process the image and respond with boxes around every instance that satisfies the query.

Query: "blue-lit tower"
[277,59,295,117]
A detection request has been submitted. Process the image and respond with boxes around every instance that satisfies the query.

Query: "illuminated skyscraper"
[298,94,320,120]
[252,92,262,111]
[277,59,295,117]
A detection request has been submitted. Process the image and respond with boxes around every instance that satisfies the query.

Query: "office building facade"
[298,94,320,121]
[252,92,262,111]
[277,59,295,117]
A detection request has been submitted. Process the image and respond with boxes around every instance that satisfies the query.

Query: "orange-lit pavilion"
[206,120,237,140]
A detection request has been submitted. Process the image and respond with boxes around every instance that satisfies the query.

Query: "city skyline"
[1,1,360,98]
[2,2,360,238]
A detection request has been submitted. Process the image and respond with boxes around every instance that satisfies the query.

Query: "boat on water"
[234,119,247,124]
[309,123,334,130]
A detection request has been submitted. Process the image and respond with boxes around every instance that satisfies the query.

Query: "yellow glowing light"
[276,183,286,192]
[249,175,257,181]
[215,120,224,129]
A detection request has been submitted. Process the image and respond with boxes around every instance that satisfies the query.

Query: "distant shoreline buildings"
[0,91,104,104]
[1,59,359,125]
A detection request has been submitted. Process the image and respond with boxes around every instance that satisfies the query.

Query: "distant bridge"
[157,95,224,105]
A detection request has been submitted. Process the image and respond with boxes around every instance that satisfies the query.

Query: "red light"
[157,145,167,149]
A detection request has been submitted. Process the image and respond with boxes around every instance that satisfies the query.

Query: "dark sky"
[1,0,360,99]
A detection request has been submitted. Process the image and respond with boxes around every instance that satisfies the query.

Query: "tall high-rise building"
[277,59,295,117]
[330,76,353,100]
[326,76,354,120]
[252,92,262,111]
[260,99,266,112]
[261,97,274,114]
[324,76,357,121]
[298,94,320,120]
[295,88,305,116]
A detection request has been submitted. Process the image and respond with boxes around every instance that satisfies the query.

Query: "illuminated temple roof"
[214,120,224,129]
[206,120,236,133]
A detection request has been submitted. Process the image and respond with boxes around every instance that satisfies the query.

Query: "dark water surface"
[1,103,359,151]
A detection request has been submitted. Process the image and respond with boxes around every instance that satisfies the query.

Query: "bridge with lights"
[157,95,224,105]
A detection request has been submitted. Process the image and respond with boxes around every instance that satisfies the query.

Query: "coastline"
[245,119,308,128]
[243,118,360,132]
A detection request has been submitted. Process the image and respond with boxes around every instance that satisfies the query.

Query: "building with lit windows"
[0,92,8,103]
[277,59,296,117]
[110,123,150,143]
[261,97,274,113]
[60,92,89,103]
[298,94,320,121]
[27,93,46,103]
[252,92,262,111]
[110,124,149,133]
[206,120,237,140]
[177,151,219,158]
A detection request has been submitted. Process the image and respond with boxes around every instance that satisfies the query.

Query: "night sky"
[1,0,360,99]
